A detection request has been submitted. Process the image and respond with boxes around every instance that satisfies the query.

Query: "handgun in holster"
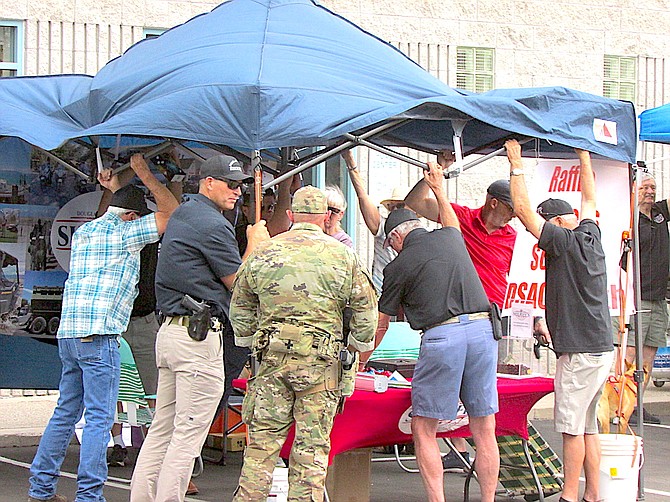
[180,294,212,341]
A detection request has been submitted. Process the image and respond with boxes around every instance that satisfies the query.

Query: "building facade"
[2,0,670,264]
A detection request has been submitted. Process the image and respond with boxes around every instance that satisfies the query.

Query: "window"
[144,28,166,39]
[603,55,636,102]
[456,46,494,92]
[0,21,23,77]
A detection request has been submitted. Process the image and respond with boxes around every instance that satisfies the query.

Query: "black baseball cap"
[384,208,420,246]
[536,198,574,220]
[199,155,253,183]
[487,179,513,206]
[110,185,150,216]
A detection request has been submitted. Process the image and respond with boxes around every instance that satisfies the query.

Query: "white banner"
[503,158,632,317]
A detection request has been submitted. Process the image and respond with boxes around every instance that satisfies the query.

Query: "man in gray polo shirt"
[130,155,268,502]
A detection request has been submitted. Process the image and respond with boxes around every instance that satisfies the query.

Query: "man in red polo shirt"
[405,155,516,307]
[405,153,516,469]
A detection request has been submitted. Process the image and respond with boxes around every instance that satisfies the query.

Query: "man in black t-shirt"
[507,140,614,502]
[612,173,668,425]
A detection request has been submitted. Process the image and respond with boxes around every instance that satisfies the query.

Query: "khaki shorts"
[554,351,614,435]
[612,299,668,348]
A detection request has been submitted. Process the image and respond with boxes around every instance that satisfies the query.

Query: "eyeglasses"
[328,206,343,215]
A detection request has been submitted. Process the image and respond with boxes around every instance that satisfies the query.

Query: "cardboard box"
[326,448,372,502]
[226,432,247,452]
[206,432,224,450]
[205,432,247,451]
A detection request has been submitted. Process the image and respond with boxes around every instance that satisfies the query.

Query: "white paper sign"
[503,158,633,317]
[509,303,534,339]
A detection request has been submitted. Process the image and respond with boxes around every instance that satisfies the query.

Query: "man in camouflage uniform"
[230,186,377,502]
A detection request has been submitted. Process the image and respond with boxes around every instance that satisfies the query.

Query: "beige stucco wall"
[2,0,670,262]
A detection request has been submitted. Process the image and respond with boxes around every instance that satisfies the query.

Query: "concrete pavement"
[1,385,669,501]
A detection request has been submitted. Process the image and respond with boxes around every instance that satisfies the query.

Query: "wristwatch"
[510,168,524,176]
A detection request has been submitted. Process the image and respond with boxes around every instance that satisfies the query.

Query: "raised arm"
[576,149,596,222]
[96,166,138,217]
[343,149,382,235]
[129,154,179,235]
[404,179,438,221]
[404,151,455,222]
[506,140,544,239]
[424,161,459,230]
[266,174,297,236]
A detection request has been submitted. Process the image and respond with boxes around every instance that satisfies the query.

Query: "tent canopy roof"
[640,103,670,144]
[0,0,637,164]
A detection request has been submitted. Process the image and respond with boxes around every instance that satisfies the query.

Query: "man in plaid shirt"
[28,154,178,502]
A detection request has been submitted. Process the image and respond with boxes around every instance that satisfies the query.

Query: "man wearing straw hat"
[343,149,409,369]
[506,139,614,502]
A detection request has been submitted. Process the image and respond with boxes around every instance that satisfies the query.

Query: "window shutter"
[456,47,494,92]
[603,55,636,101]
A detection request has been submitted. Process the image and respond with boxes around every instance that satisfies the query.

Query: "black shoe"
[630,408,661,425]
[107,444,128,467]
[442,450,470,472]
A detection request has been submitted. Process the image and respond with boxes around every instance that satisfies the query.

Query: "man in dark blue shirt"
[379,162,499,502]
[131,155,268,501]
[507,139,614,502]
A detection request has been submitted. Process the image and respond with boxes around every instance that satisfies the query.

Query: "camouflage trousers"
[232,353,340,502]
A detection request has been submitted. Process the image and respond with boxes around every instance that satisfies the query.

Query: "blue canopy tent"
[640,102,670,143]
[0,0,637,170]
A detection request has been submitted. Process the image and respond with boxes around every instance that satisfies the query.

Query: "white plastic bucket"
[599,434,643,502]
[267,466,289,502]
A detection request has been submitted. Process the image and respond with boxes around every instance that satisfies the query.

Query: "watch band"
[510,168,524,176]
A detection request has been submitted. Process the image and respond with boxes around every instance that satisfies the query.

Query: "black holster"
[490,303,503,341]
[188,307,212,341]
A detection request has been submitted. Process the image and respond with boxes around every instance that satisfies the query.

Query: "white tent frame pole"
[264,119,410,189]
[630,163,646,498]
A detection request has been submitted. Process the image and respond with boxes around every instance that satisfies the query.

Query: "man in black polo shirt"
[507,140,614,502]
[613,172,668,425]
[379,161,500,502]
[130,155,269,501]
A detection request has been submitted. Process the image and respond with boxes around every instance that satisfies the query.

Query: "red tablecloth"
[232,376,554,461]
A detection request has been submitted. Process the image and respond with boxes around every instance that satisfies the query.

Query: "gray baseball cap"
[199,155,253,183]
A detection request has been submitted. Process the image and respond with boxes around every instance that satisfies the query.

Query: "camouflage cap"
[291,186,328,214]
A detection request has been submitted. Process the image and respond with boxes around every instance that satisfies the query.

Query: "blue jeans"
[29,335,120,502]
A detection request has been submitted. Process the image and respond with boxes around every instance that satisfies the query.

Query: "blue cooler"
[652,346,670,387]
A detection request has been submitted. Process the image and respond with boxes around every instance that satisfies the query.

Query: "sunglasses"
[328,206,343,215]
[210,177,244,190]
